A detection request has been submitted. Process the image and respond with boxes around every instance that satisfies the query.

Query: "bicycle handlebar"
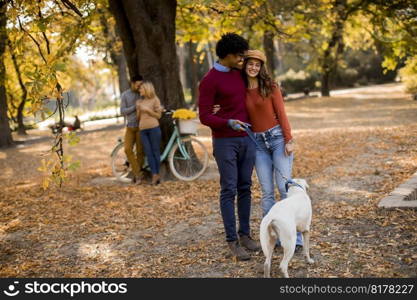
[164,109,174,115]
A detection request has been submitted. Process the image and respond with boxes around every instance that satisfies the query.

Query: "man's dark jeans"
[213,136,256,242]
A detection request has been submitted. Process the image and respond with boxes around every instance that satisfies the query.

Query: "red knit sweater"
[245,85,293,143]
[198,68,249,138]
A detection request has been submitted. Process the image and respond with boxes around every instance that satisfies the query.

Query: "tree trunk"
[9,39,27,135]
[98,7,130,96]
[204,43,213,69]
[108,0,185,145]
[320,40,335,97]
[321,71,331,97]
[0,1,13,147]
[274,39,284,75]
[16,99,26,135]
[176,43,186,89]
[320,29,344,97]
[188,40,198,107]
[320,0,347,97]
[263,30,276,77]
[111,50,130,95]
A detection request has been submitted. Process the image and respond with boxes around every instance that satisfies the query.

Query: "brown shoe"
[227,240,250,261]
[151,174,161,185]
[132,175,141,185]
[239,235,261,252]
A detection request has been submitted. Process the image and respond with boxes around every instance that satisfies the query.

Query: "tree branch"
[38,0,51,54]
[54,0,65,16]
[17,16,48,64]
[60,0,83,17]
[8,38,27,101]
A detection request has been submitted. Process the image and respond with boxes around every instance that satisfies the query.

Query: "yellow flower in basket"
[172,108,197,120]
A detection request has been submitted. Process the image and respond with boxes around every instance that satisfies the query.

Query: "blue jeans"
[254,125,303,246]
[140,126,161,175]
[213,136,256,242]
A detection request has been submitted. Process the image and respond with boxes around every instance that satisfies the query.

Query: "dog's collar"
[285,179,304,193]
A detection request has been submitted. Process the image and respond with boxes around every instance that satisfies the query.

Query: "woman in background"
[136,81,164,185]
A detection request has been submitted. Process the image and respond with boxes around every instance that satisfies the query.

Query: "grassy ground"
[0,83,416,278]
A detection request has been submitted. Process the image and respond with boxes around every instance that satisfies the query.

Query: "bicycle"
[110,111,209,182]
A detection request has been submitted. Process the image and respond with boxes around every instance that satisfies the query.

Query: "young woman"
[136,81,164,185]
[244,50,303,249]
[213,50,303,249]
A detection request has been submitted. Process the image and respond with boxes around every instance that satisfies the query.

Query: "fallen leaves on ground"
[1,87,417,277]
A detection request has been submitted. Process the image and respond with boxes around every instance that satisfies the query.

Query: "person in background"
[120,75,145,184]
[71,115,81,131]
[198,33,260,262]
[136,81,163,186]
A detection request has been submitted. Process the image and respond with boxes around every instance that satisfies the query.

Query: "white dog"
[259,178,314,278]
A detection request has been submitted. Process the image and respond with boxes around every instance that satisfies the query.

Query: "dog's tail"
[260,217,280,256]
[268,220,279,241]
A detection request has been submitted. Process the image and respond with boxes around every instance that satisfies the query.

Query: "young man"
[120,75,145,184]
[198,33,260,261]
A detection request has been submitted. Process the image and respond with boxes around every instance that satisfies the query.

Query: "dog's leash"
[285,179,304,192]
[242,124,303,193]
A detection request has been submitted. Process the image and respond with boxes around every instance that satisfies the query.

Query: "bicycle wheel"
[168,136,209,181]
[111,142,133,182]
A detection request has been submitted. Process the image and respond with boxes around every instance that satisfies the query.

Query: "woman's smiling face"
[245,58,262,78]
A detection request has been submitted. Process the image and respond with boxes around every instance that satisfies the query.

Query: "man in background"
[120,75,145,184]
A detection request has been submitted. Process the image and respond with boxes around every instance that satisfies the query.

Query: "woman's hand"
[136,101,142,111]
[285,141,294,156]
[212,104,220,114]
[138,104,151,114]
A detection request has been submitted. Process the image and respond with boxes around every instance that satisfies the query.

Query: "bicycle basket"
[178,119,198,135]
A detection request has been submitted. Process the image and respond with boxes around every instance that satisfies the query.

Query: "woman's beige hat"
[245,49,267,63]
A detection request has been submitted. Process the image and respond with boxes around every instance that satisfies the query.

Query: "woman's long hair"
[242,59,276,98]
[140,81,158,99]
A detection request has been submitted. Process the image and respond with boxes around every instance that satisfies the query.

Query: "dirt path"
[1,83,416,278]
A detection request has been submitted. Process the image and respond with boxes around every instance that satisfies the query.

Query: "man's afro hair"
[215,33,249,59]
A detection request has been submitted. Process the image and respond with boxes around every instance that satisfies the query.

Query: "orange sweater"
[137,97,163,130]
[245,85,293,143]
